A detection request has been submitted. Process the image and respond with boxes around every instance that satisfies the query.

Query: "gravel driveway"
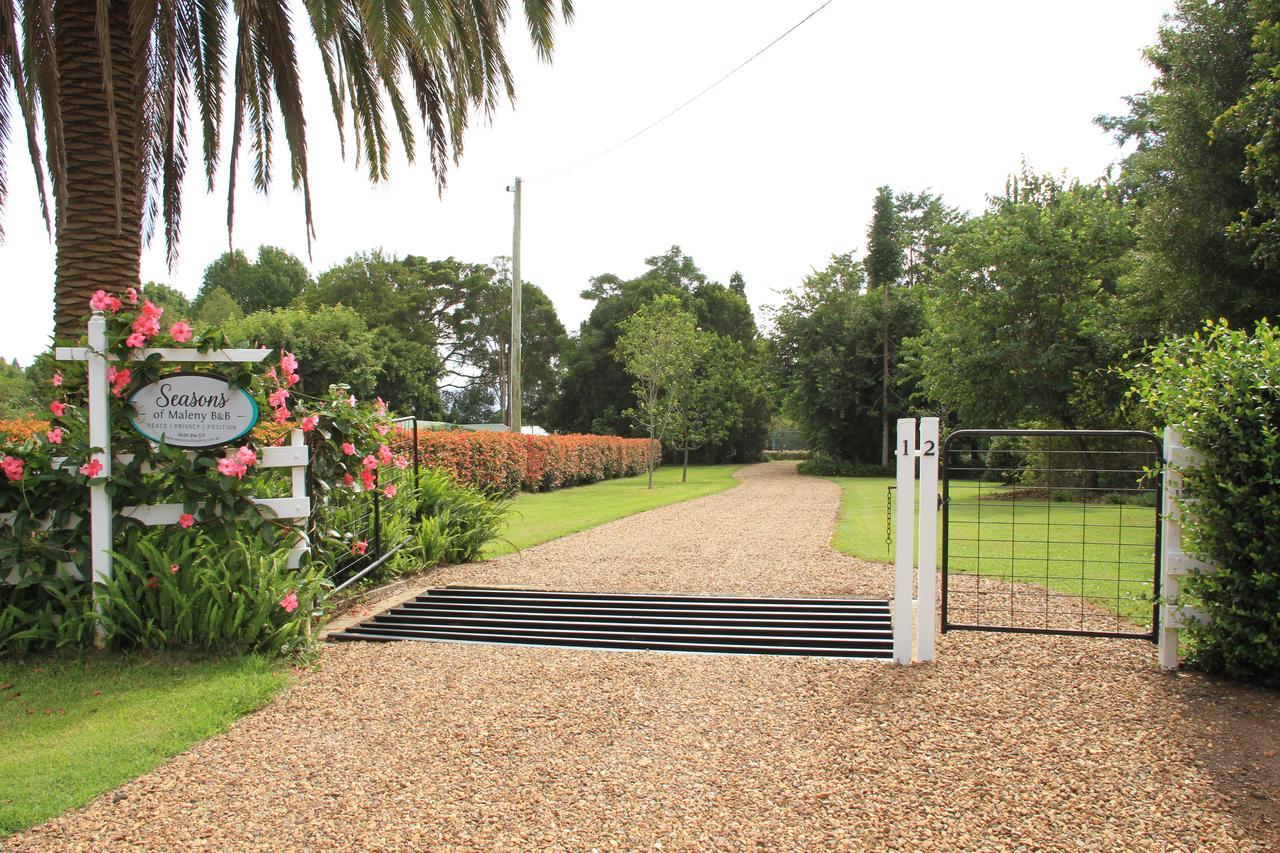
[12,462,1279,850]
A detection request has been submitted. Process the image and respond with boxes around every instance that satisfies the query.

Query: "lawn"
[826,476,1159,626]
[0,653,285,836]
[485,464,742,557]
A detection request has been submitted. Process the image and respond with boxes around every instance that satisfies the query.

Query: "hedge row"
[394,429,655,494]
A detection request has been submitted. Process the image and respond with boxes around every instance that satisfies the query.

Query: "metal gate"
[940,429,1162,641]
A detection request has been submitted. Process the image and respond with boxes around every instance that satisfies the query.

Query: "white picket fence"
[53,312,310,646]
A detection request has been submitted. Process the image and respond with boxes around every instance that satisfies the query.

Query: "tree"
[305,253,484,418]
[454,259,567,428]
[230,306,379,402]
[139,282,191,317]
[616,296,706,489]
[1216,3,1280,271]
[771,253,922,463]
[1098,0,1278,333]
[0,359,35,419]
[554,245,769,459]
[193,246,312,316]
[443,385,499,425]
[866,186,905,466]
[0,3,572,338]
[193,287,245,327]
[917,171,1136,432]
[896,191,966,290]
[668,333,756,481]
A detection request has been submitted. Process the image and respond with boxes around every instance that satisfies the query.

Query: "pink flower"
[170,563,180,574]
[375,424,390,436]
[347,395,357,407]
[178,513,195,529]
[140,299,164,320]
[169,321,193,343]
[50,401,67,417]
[1,455,24,482]
[360,470,375,491]
[125,332,147,348]
[273,407,290,424]
[280,352,299,374]
[147,576,158,589]
[301,415,318,432]
[46,428,63,445]
[217,458,247,479]
[341,442,356,456]
[132,309,160,337]
[89,290,122,312]
[51,371,63,387]
[286,373,300,387]
[109,367,132,398]
[265,366,278,381]
[374,397,387,415]
[382,484,397,498]
[362,454,378,472]
[377,444,393,464]
[394,455,409,469]
[268,388,289,409]
[351,540,369,556]
[126,287,139,304]
[342,473,355,487]
[235,446,257,468]
[280,591,299,613]
[79,458,103,478]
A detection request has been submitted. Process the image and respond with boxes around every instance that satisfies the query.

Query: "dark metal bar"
[332,537,413,593]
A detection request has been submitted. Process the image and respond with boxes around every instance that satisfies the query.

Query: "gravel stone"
[11,462,1278,850]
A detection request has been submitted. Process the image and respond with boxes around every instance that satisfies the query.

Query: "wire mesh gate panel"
[940,429,1162,641]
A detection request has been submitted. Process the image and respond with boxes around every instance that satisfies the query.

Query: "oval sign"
[127,372,260,449]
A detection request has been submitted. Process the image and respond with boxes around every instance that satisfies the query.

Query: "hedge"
[398,429,655,494]
[1124,319,1280,687]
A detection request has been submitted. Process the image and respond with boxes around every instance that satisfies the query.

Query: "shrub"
[99,528,326,655]
[1124,319,1280,687]
[763,449,811,461]
[798,454,894,478]
[411,468,511,564]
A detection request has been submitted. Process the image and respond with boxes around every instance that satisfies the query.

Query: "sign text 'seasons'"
[128,373,259,449]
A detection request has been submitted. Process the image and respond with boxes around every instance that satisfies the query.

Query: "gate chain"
[886,485,896,552]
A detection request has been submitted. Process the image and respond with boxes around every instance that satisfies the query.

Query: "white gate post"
[86,312,112,648]
[916,417,940,662]
[893,418,917,665]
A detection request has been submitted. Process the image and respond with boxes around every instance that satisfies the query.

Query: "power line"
[527,0,837,183]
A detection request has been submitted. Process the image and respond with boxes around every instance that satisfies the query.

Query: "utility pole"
[508,177,523,434]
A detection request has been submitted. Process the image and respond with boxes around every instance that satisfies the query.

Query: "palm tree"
[0,0,572,337]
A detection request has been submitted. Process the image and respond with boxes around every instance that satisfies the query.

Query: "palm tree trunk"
[52,0,145,339]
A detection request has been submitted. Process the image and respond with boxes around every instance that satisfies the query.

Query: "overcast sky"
[0,0,1173,364]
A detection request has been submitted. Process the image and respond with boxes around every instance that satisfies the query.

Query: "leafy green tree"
[454,259,567,428]
[443,385,498,425]
[230,306,378,402]
[668,333,767,479]
[0,4,572,338]
[1099,0,1278,332]
[554,246,768,459]
[917,171,1136,431]
[139,282,192,318]
[194,246,312,316]
[193,287,246,327]
[1216,3,1280,272]
[0,359,36,419]
[616,296,706,489]
[772,253,921,463]
[896,191,967,290]
[867,186,906,465]
[306,253,489,418]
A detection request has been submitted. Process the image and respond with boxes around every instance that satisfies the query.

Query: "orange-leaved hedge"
[396,429,656,494]
[0,418,47,445]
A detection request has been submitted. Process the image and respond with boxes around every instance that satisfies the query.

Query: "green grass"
[485,464,742,557]
[0,653,286,836]
[826,476,1158,626]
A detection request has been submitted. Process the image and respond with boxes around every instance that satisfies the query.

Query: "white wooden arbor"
[55,313,310,646]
